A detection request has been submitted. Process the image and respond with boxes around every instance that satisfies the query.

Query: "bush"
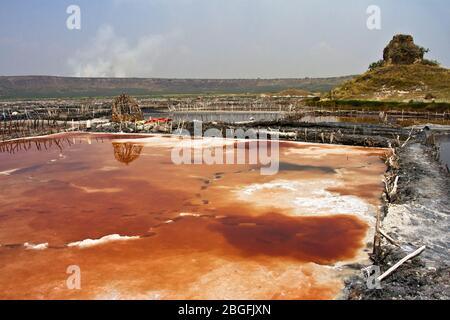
[369,60,385,71]
[422,59,440,66]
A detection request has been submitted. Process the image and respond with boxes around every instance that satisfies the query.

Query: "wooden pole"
[377,246,426,282]
[378,229,401,248]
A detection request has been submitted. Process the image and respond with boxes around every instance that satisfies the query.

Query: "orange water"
[0,133,386,299]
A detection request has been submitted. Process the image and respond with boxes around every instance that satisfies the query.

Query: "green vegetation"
[368,60,385,71]
[0,76,354,100]
[308,98,450,113]
[331,64,450,102]
[272,88,313,96]
[421,59,440,67]
[368,58,440,72]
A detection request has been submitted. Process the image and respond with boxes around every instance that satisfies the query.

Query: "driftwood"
[378,228,401,248]
[389,176,399,199]
[258,129,297,138]
[387,147,400,168]
[376,142,402,256]
[377,245,426,282]
[401,128,414,148]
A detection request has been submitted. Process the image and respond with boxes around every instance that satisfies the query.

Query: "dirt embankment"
[346,138,450,300]
[176,120,412,148]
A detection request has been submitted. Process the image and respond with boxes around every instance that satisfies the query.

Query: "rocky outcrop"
[383,34,427,65]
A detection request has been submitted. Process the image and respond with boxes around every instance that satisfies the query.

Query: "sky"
[0,0,448,78]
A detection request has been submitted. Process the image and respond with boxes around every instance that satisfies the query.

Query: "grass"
[308,99,450,113]
[331,64,450,102]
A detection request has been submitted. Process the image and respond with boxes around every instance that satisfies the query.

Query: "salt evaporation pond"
[0,133,386,299]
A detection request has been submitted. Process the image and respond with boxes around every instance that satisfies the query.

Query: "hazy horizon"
[0,74,356,80]
[1,0,449,79]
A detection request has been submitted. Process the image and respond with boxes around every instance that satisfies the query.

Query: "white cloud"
[68,25,181,77]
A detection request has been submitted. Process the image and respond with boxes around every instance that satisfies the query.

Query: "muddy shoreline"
[345,138,450,300]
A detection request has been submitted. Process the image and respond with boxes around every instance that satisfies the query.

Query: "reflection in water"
[0,135,104,154]
[0,137,70,154]
[0,134,149,155]
[112,142,143,165]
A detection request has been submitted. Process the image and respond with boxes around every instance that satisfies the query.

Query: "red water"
[0,133,386,299]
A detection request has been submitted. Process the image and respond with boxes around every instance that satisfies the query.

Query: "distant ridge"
[0,75,354,99]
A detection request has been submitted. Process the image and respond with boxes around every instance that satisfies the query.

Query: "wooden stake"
[377,245,426,282]
[389,176,399,199]
[378,229,401,248]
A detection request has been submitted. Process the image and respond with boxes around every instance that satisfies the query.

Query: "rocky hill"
[332,35,450,102]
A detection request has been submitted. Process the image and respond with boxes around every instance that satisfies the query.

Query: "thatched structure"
[111,94,144,123]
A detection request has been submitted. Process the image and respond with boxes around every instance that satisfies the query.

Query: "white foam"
[114,135,236,150]
[67,234,140,248]
[179,212,201,217]
[94,288,166,300]
[179,213,191,217]
[284,146,370,158]
[0,168,20,176]
[71,184,122,193]
[235,179,375,221]
[24,242,48,250]
[293,191,372,216]
[240,180,298,195]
